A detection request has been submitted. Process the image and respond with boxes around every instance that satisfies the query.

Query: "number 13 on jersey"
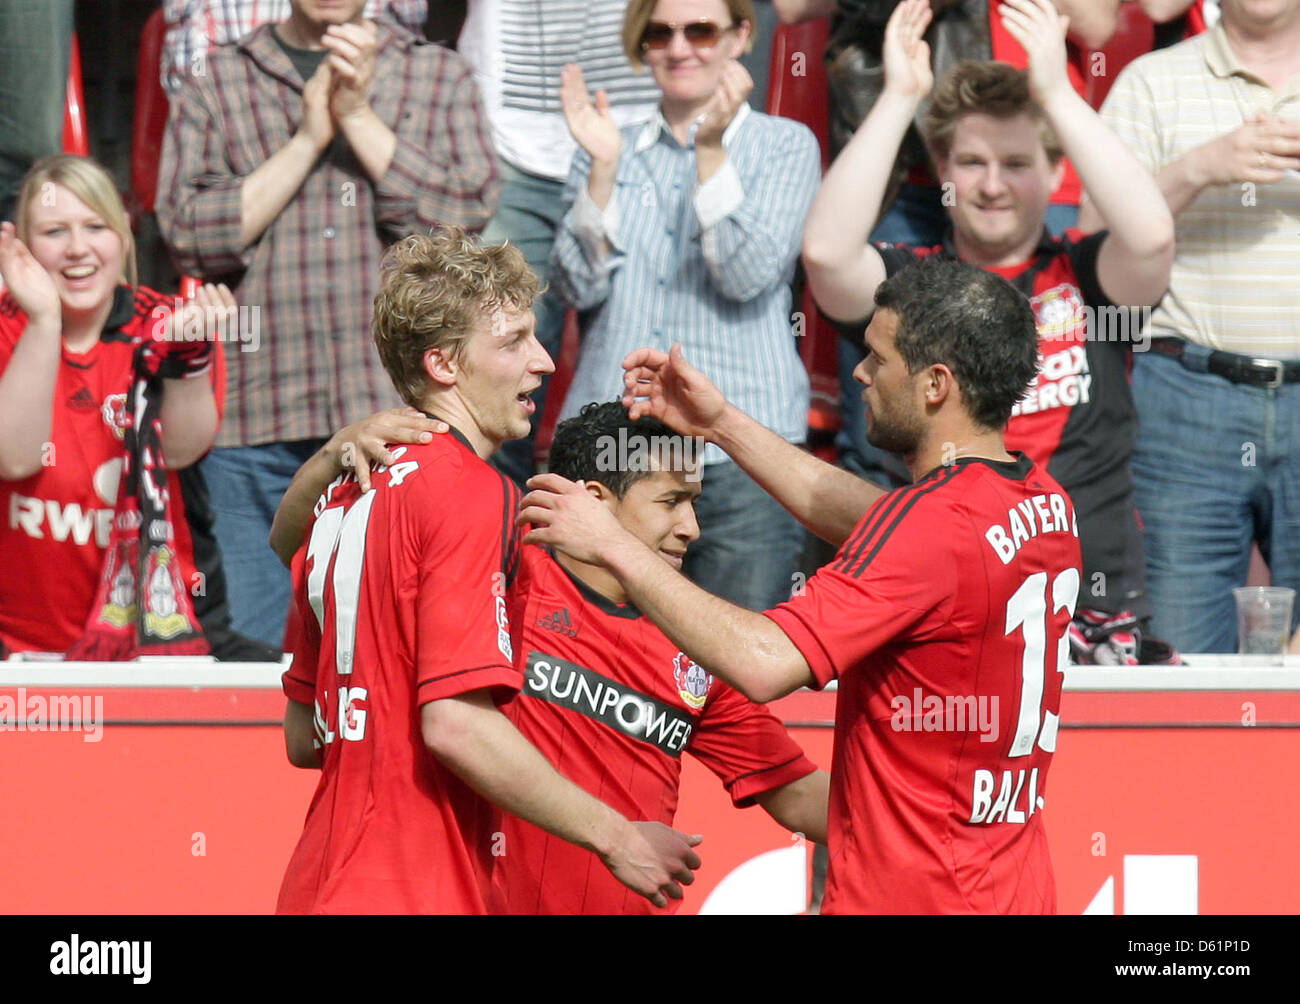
[970,568,1078,826]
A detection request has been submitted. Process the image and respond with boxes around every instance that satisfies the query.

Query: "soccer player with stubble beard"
[520,258,1084,913]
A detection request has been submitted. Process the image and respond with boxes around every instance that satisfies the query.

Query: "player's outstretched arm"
[422,691,702,907]
[268,408,448,566]
[754,770,831,846]
[283,699,321,769]
[624,344,885,546]
[520,474,816,702]
[1002,0,1173,307]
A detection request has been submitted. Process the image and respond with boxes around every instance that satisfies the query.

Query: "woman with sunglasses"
[0,154,274,661]
[549,0,822,613]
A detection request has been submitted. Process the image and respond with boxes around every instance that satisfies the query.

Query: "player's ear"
[423,346,459,387]
[584,480,619,508]
[925,363,956,408]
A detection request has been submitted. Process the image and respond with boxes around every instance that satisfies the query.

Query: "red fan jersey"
[0,287,214,653]
[277,428,524,915]
[766,454,1082,914]
[492,545,818,915]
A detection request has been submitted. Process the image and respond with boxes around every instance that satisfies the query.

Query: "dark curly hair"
[550,401,695,498]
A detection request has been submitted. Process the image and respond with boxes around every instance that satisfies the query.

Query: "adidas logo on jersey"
[67,387,98,410]
[538,608,577,637]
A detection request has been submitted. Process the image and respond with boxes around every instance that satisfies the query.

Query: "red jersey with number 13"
[767,454,1081,913]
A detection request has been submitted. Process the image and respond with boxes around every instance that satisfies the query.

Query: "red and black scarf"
[66,321,214,660]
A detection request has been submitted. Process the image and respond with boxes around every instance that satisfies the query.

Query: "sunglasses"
[640,19,737,51]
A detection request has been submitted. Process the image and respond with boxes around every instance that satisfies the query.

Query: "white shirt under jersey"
[458,0,660,181]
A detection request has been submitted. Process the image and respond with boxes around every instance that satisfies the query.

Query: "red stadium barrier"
[0,662,1295,914]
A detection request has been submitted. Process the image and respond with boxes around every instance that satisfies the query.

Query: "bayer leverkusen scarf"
[65,333,213,660]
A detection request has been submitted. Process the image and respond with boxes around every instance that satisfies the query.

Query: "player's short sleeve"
[690,684,817,808]
[281,545,319,707]
[765,488,950,688]
[409,466,523,706]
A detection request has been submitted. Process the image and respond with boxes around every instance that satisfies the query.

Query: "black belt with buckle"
[1149,338,1300,389]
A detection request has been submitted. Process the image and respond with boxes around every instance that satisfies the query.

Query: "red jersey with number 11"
[767,454,1081,914]
[278,430,523,914]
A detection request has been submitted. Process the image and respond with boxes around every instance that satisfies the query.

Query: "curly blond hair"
[371,227,540,408]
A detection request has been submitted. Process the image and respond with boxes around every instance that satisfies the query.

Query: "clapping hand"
[882,0,934,101]
[998,0,1071,104]
[560,64,622,168]
[0,222,60,325]
[694,61,753,149]
[300,61,336,152]
[1192,113,1300,187]
[324,21,379,123]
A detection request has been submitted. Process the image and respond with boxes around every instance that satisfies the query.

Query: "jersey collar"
[548,548,643,620]
[918,451,1034,484]
[939,226,1061,264]
[419,412,476,455]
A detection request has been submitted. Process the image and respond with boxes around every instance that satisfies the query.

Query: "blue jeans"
[482,160,569,488]
[0,0,73,222]
[683,460,806,612]
[1131,347,1300,653]
[836,193,1080,485]
[201,439,326,648]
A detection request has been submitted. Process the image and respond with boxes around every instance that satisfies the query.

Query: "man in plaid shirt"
[157,0,500,648]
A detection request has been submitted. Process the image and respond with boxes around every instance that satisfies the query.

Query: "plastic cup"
[1233,587,1295,656]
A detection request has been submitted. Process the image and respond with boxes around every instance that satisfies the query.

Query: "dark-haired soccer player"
[269,228,701,914]
[521,257,1084,914]
[803,0,1174,662]
[493,401,829,914]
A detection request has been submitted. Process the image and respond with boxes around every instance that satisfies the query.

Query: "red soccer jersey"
[277,429,524,915]
[0,287,210,653]
[493,545,817,915]
[766,454,1082,914]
